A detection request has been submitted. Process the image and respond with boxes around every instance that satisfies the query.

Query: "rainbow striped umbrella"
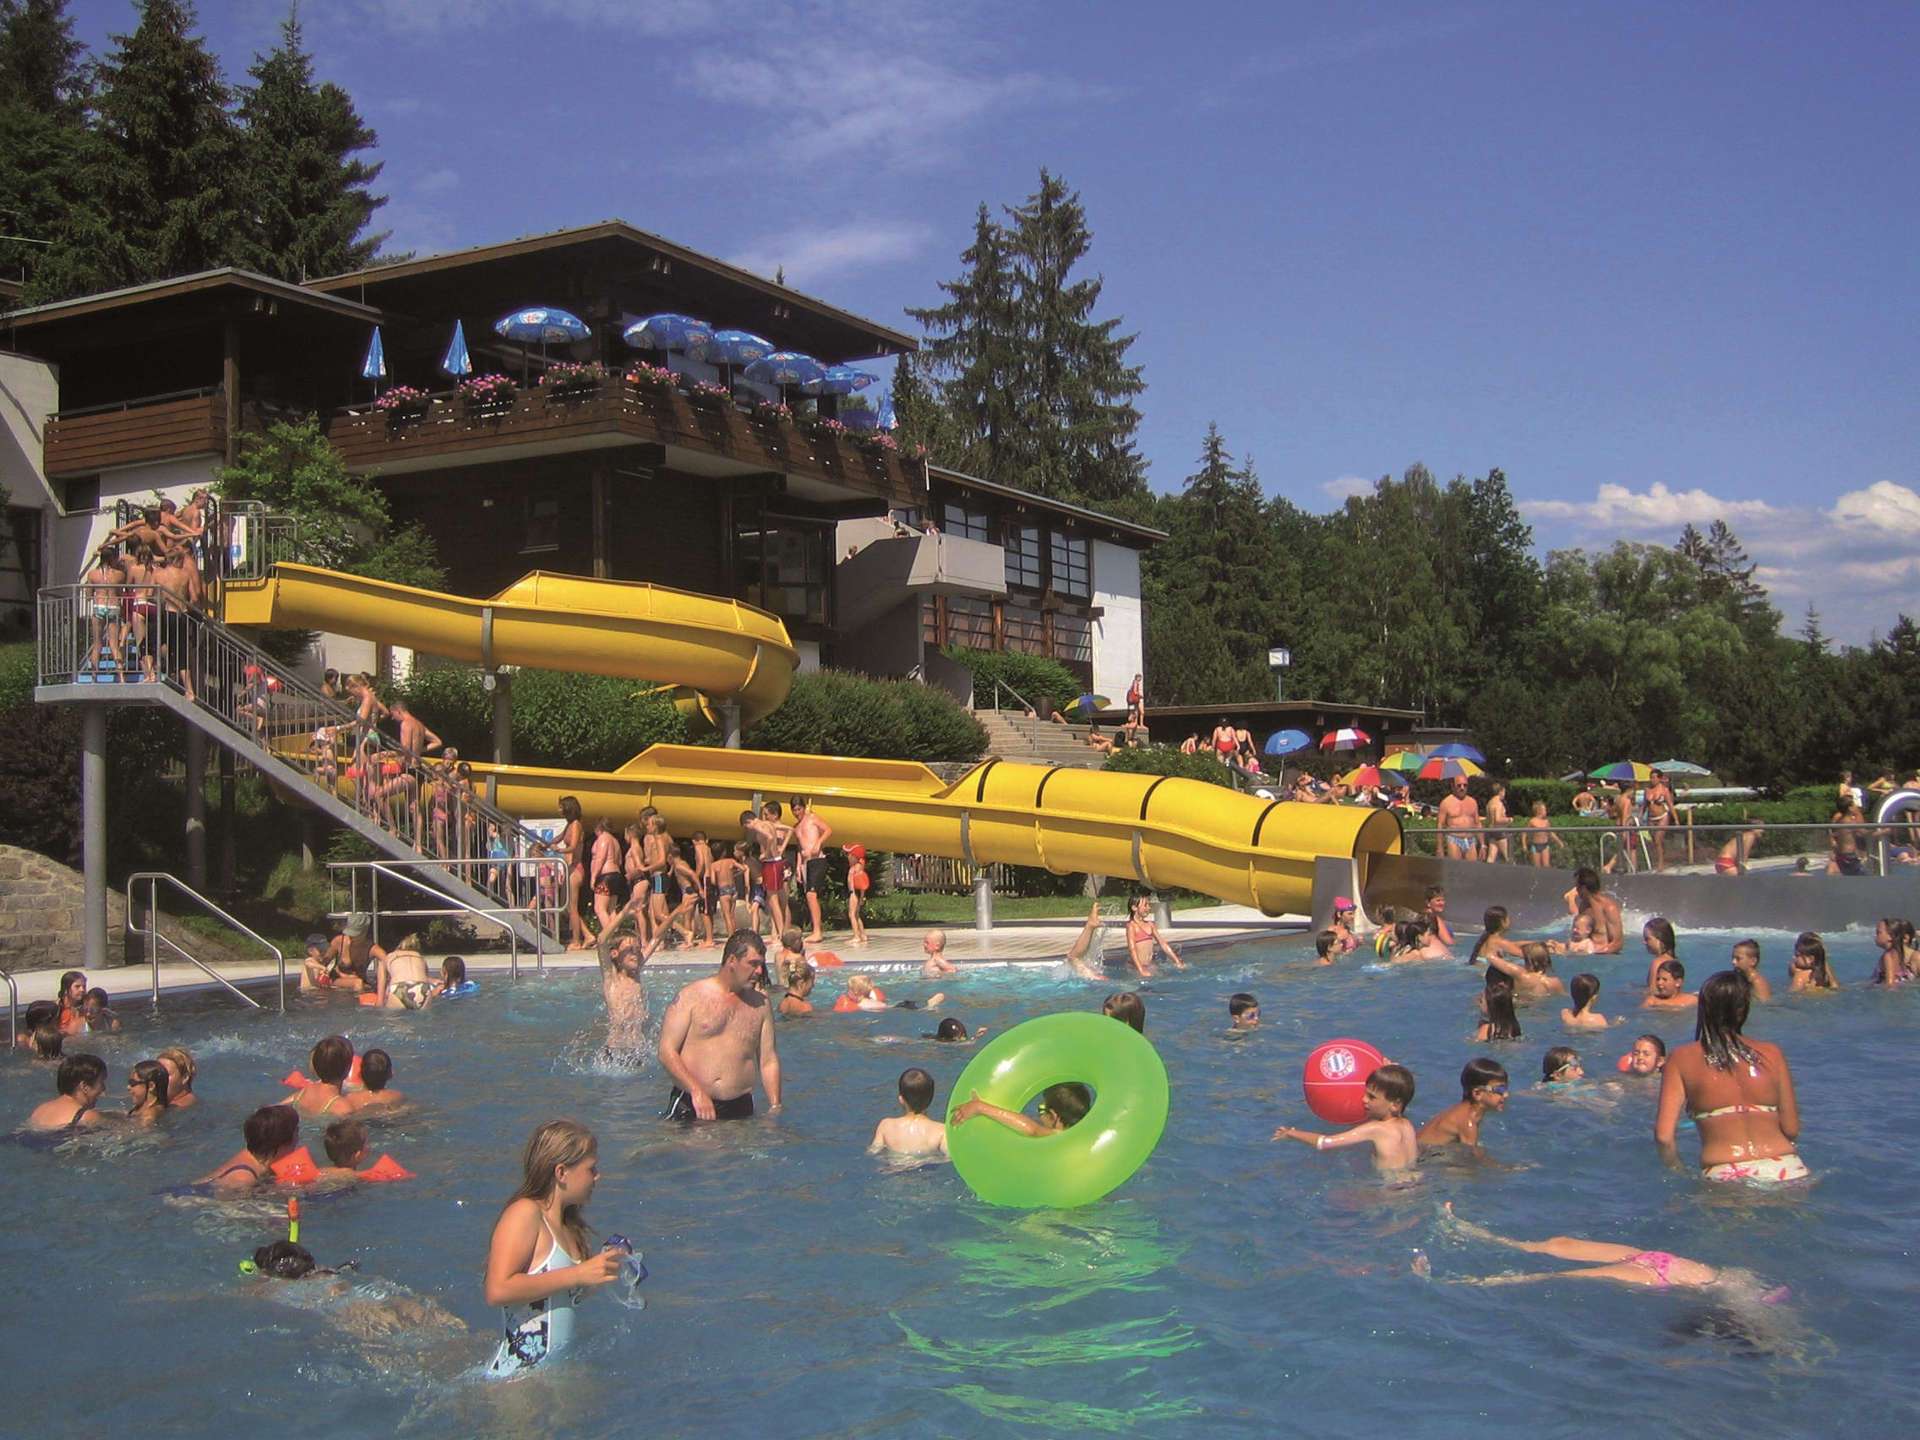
[1380,750,1427,772]
[1590,761,1654,783]
[1417,756,1484,781]
[1320,727,1371,751]
[1341,765,1388,788]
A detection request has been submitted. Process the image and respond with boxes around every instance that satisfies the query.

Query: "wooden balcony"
[323,377,924,508]
[43,389,227,479]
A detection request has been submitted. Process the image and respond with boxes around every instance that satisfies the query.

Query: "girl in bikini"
[1788,932,1840,991]
[124,1058,172,1125]
[483,1121,624,1378]
[156,1046,199,1109]
[199,1104,302,1193]
[1466,906,1526,968]
[1124,892,1185,977]
[282,1036,363,1117]
[1429,1203,1747,1295]
[1641,916,1680,992]
[1655,970,1806,1183]
[1872,917,1916,985]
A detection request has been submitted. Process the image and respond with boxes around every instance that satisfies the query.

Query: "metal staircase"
[36,572,563,954]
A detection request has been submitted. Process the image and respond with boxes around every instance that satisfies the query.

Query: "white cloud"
[1525,481,1777,529]
[414,167,461,197]
[356,0,712,39]
[1521,479,1920,643]
[729,220,933,286]
[1322,475,1374,501]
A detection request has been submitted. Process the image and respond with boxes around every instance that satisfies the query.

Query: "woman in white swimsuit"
[483,1120,623,1378]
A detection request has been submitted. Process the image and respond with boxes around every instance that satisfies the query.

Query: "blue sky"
[68,1,1920,641]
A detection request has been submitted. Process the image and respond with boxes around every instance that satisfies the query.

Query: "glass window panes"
[1006,524,1042,589]
[1050,531,1090,598]
[941,502,992,542]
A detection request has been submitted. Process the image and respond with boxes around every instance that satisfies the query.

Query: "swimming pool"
[5,921,1917,1438]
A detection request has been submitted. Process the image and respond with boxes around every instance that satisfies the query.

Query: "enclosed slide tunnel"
[223,564,1400,915]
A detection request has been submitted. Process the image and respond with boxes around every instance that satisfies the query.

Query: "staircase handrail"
[125,871,286,1012]
[38,581,563,947]
[0,965,16,1049]
[976,675,1036,714]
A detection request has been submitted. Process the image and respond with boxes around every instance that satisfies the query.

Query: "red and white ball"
[1302,1037,1388,1124]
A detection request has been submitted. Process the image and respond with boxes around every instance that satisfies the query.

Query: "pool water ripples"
[4,922,1919,1436]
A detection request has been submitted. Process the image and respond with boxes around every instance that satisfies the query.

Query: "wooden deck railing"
[43,389,227,478]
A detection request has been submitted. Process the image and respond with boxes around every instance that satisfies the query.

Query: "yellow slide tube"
[465,746,1400,917]
[226,564,1400,913]
[221,564,796,729]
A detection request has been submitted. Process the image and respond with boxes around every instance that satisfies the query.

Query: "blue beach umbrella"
[1378,770,1411,789]
[360,326,387,388]
[440,319,472,379]
[1264,728,1312,757]
[622,313,713,356]
[743,351,825,389]
[1427,741,1486,763]
[494,306,591,381]
[706,329,775,367]
[802,364,877,396]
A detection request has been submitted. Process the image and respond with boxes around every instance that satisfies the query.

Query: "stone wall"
[0,844,127,971]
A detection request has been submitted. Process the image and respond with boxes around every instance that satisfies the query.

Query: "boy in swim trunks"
[921,928,958,978]
[1229,993,1260,1030]
[1641,959,1697,1009]
[1715,824,1764,876]
[790,797,833,944]
[1314,929,1340,965]
[868,1067,949,1157]
[1272,1064,1417,1172]
[1417,1058,1508,1151]
[354,1049,407,1112]
[1423,886,1456,947]
[742,805,794,938]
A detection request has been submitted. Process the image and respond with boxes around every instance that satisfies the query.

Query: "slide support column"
[973,872,993,933]
[184,727,206,890]
[721,701,741,750]
[83,708,107,969]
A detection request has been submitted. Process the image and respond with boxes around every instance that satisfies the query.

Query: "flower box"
[539,361,607,399]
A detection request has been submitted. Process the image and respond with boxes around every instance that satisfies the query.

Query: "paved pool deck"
[5,905,1307,1010]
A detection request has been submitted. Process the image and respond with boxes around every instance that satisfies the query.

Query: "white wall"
[1091,539,1143,701]
[0,352,59,511]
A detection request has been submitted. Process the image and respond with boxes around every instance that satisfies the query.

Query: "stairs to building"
[974,709,1110,769]
[36,584,562,953]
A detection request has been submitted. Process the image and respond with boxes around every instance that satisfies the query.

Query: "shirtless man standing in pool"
[791,797,833,943]
[658,929,782,1120]
[1438,778,1482,862]
[1565,867,1623,954]
[598,895,658,1058]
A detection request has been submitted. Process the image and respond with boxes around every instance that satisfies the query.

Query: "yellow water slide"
[222,565,1399,914]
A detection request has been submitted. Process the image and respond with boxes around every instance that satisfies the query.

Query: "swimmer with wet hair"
[951,1081,1092,1135]
[1102,991,1146,1033]
[1315,929,1340,965]
[1272,1064,1418,1173]
[868,1068,948,1157]
[1643,958,1697,1010]
[354,1050,405,1112]
[284,1036,362,1117]
[30,1024,62,1060]
[1541,1047,1584,1085]
[920,929,958,978]
[200,1105,302,1192]
[322,1119,372,1175]
[26,1053,108,1132]
[1228,993,1260,1029]
[1425,1203,1766,1298]
[779,964,815,1017]
[1561,973,1611,1029]
[1418,1058,1509,1150]
[1623,1034,1667,1076]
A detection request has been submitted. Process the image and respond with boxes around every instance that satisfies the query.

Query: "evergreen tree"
[905,203,1021,480]
[32,0,240,298]
[234,7,386,281]
[1003,169,1146,505]
[0,0,92,289]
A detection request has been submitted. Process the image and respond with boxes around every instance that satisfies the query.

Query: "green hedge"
[1101,744,1238,789]
[402,666,687,770]
[745,671,987,762]
[942,647,1082,713]
[0,642,36,714]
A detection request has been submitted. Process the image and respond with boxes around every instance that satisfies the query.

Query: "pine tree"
[0,0,92,290]
[234,8,386,281]
[1003,169,1145,505]
[905,203,1021,480]
[32,0,240,298]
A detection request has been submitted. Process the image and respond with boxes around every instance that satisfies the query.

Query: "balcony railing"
[323,375,925,505]
[44,388,227,479]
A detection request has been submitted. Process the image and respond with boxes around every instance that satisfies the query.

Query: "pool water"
[5,922,1918,1438]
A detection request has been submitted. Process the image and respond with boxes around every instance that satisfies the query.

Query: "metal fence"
[38,582,567,947]
[889,854,1016,893]
[1397,817,1916,877]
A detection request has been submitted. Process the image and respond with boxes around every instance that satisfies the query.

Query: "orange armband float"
[357,1154,415,1183]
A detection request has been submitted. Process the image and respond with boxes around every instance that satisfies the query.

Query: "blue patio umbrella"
[360,326,387,389]
[1427,742,1486,763]
[440,319,472,379]
[622,312,713,356]
[1264,728,1312,757]
[743,351,825,389]
[706,329,775,367]
[802,364,876,396]
[494,306,592,381]
[1378,770,1412,789]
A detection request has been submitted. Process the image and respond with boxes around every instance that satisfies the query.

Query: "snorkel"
[239,1197,302,1277]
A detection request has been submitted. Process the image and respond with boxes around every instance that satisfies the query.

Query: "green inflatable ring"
[945,1011,1170,1208]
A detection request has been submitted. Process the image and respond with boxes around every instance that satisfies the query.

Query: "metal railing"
[975,676,1037,714]
[126,872,286,1012]
[1,965,16,1050]
[889,854,1015,893]
[327,857,567,980]
[217,500,300,584]
[1399,818,1913,876]
[38,582,567,949]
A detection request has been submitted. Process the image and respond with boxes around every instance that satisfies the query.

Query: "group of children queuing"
[545,793,874,956]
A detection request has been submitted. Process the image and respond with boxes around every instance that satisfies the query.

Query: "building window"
[522,497,561,552]
[941,502,991,542]
[1005,524,1042,590]
[1003,600,1045,655]
[1050,531,1090,599]
[65,477,101,513]
[737,519,831,626]
[945,594,994,649]
[1052,611,1093,663]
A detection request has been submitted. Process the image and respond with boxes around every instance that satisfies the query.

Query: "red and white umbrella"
[1320,727,1372,752]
